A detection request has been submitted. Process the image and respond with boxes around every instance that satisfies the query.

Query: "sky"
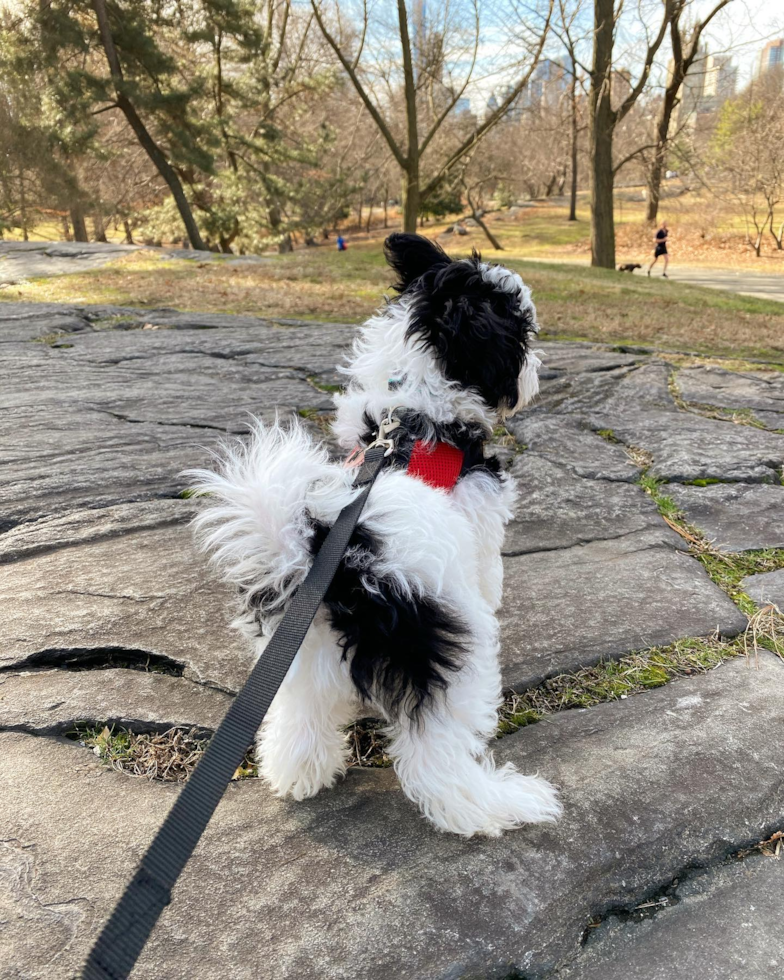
[460,0,784,111]
[690,0,783,81]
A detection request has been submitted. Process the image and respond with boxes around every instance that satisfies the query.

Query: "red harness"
[407,440,464,491]
[345,440,464,492]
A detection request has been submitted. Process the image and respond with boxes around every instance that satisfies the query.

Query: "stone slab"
[0,242,268,285]
[0,668,231,735]
[504,455,660,555]
[525,365,642,418]
[0,525,253,693]
[500,529,747,690]
[3,654,783,980]
[559,853,784,980]
[586,362,678,418]
[594,410,784,484]
[585,363,784,483]
[678,365,784,428]
[742,568,784,609]
[507,416,639,482]
[667,483,784,552]
[535,344,641,376]
[0,308,351,526]
[0,499,194,564]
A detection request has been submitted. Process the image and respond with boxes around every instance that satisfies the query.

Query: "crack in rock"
[0,646,185,676]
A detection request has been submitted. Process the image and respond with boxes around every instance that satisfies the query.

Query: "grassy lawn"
[4,236,784,362]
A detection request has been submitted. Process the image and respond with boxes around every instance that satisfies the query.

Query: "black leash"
[82,444,389,980]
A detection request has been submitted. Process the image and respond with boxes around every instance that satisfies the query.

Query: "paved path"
[653,265,784,303]
[1,301,783,979]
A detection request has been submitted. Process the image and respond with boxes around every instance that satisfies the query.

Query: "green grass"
[497,633,748,736]
[696,549,784,617]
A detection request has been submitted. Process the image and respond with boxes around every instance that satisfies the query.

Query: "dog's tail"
[185,418,358,620]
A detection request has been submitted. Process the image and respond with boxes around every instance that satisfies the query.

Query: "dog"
[189,233,562,836]
[618,262,641,273]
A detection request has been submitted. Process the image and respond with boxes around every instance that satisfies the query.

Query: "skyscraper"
[758,39,784,76]
[671,48,737,129]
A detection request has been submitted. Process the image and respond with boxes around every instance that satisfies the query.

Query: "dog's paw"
[256,744,347,802]
[413,764,562,837]
[488,768,563,831]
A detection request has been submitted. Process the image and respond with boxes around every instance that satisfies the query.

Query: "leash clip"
[366,411,401,457]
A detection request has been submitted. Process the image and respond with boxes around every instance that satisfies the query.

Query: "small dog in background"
[618,262,642,273]
[189,233,561,836]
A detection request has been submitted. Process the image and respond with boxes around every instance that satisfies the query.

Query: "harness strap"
[81,445,389,980]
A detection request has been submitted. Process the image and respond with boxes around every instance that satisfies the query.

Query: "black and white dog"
[190,234,561,836]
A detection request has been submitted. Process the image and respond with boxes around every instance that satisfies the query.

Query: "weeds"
[496,633,744,737]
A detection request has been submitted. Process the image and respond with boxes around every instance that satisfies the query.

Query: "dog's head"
[384,233,540,417]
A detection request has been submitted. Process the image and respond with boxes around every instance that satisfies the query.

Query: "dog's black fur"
[310,521,467,717]
[618,263,641,273]
[385,233,537,412]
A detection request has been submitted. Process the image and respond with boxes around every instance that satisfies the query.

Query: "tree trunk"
[92,212,108,242]
[402,168,420,233]
[70,203,89,242]
[61,215,72,241]
[589,0,617,269]
[18,171,29,240]
[646,91,676,223]
[365,200,373,233]
[278,233,293,254]
[90,0,207,251]
[122,219,134,244]
[398,0,420,234]
[383,191,389,229]
[568,72,578,221]
[474,212,503,250]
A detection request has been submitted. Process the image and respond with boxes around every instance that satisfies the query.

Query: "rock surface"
[0,524,254,691]
[2,297,784,980]
[0,240,269,285]
[742,568,784,609]
[500,528,746,688]
[677,365,784,430]
[0,668,231,735]
[558,852,784,980]
[667,483,784,552]
[2,654,783,980]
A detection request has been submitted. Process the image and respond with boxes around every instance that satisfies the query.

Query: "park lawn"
[3,239,784,363]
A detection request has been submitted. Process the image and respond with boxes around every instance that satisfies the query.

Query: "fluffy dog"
[618,262,642,273]
[189,233,561,836]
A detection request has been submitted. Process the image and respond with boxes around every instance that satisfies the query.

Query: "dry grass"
[4,238,784,362]
[70,724,257,781]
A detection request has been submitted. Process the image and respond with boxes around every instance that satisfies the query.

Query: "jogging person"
[647,221,669,277]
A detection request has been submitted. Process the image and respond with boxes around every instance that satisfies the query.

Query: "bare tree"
[709,74,784,256]
[311,0,552,232]
[645,0,732,223]
[588,0,672,268]
[555,0,590,221]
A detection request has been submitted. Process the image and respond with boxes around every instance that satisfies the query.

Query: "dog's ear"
[384,233,450,292]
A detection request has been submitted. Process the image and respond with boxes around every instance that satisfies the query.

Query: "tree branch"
[421,0,554,200]
[310,0,407,170]
[419,0,480,156]
[614,0,673,124]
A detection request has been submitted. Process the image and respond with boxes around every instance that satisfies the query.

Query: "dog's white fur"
[190,260,561,836]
